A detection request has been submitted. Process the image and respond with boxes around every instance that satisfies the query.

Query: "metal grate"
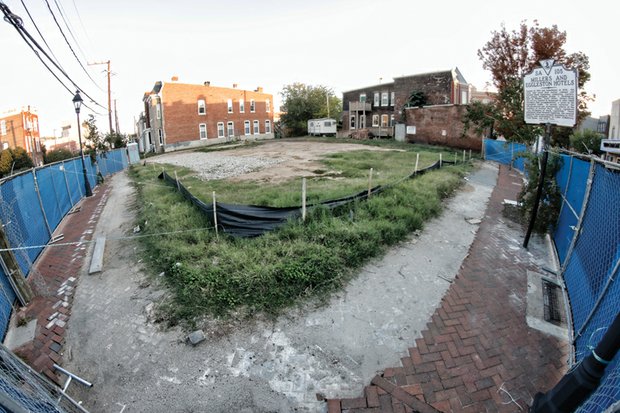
[542,280,562,324]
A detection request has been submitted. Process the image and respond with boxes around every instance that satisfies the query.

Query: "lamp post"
[72,91,93,197]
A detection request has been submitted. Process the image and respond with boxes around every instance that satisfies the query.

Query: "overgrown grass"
[130,140,473,326]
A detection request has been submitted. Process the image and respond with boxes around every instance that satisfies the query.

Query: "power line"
[19,0,62,69]
[1,2,106,113]
[52,0,87,63]
[42,0,103,92]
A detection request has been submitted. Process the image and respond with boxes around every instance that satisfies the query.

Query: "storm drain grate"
[542,280,562,324]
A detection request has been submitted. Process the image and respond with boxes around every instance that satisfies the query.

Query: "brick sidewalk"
[13,183,111,383]
[329,165,569,413]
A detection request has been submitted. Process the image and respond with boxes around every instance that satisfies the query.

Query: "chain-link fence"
[0,341,86,412]
[483,138,530,172]
[0,149,129,337]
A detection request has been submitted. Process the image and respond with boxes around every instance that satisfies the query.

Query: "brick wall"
[393,71,453,113]
[160,82,274,144]
[404,105,482,151]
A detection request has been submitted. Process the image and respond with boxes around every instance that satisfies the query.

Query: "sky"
[1,0,618,137]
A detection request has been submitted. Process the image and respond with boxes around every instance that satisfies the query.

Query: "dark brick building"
[141,78,274,152]
[341,68,473,141]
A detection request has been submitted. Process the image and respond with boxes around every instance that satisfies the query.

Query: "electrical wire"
[42,0,103,92]
[1,2,106,111]
[19,0,63,70]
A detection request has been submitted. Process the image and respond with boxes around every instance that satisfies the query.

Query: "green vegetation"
[130,140,473,326]
[0,147,34,178]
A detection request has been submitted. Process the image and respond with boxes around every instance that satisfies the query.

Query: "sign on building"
[524,60,578,127]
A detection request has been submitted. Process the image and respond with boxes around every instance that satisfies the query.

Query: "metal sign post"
[522,60,578,248]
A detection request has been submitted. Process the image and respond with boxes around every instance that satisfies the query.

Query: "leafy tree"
[11,147,34,170]
[82,114,107,152]
[0,150,13,177]
[404,91,428,108]
[44,148,75,164]
[569,129,603,155]
[470,21,591,145]
[280,83,342,137]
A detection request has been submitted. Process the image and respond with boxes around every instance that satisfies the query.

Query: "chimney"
[233,83,238,89]
[171,75,179,81]
[204,81,211,86]
[256,87,263,93]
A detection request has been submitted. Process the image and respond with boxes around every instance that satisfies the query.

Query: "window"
[147,130,152,144]
[156,104,161,120]
[244,120,251,135]
[389,115,395,127]
[253,120,260,134]
[381,92,388,107]
[350,116,356,129]
[0,120,5,136]
[227,121,234,137]
[461,90,468,104]
[373,93,379,107]
[199,123,207,139]
[227,99,233,113]
[217,122,225,138]
[265,120,271,134]
[390,92,395,106]
[250,99,255,113]
[158,129,163,144]
[198,99,206,115]
[381,115,388,127]
[266,99,270,113]
[240,99,245,113]
[372,115,379,127]
[360,93,366,103]
[360,114,366,128]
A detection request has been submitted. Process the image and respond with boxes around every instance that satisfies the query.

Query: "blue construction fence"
[552,153,620,413]
[0,148,130,338]
[484,144,619,411]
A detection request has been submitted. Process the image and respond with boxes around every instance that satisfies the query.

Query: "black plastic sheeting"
[158,159,452,237]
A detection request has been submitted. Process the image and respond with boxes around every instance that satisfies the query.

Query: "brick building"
[342,68,471,138]
[140,78,274,152]
[0,107,44,165]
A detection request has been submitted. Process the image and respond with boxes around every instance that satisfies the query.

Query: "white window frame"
[372,115,379,127]
[158,129,163,144]
[239,99,245,113]
[244,120,251,135]
[389,115,395,127]
[227,121,234,137]
[350,115,356,130]
[0,120,5,136]
[390,92,395,106]
[227,99,233,114]
[217,122,225,138]
[373,93,379,107]
[381,92,388,107]
[360,114,366,128]
[199,123,207,139]
[156,104,161,120]
[360,93,366,103]
[265,120,271,134]
[266,99,270,113]
[198,99,206,115]
[381,114,388,127]
[253,120,260,134]
[250,99,256,113]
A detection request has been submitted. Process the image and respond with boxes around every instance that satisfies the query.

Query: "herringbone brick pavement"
[13,183,111,383]
[328,165,569,413]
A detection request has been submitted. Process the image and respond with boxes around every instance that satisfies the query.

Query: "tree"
[82,114,107,152]
[569,129,603,155]
[104,132,127,148]
[280,83,342,137]
[44,148,75,164]
[11,147,33,170]
[0,150,13,177]
[471,21,591,145]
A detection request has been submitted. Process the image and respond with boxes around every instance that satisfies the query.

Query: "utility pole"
[88,60,113,134]
[114,99,120,134]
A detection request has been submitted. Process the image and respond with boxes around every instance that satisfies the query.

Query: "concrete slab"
[3,319,37,350]
[526,270,569,340]
[88,236,106,274]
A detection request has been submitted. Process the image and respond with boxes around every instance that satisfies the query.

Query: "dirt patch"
[152,139,400,184]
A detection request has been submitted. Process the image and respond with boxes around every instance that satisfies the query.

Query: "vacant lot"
[131,139,472,324]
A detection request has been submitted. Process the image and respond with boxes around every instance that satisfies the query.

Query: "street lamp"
[72,91,93,197]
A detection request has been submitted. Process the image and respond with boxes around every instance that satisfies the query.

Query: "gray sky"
[1,0,617,136]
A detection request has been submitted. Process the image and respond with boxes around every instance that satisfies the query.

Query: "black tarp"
[157,159,449,237]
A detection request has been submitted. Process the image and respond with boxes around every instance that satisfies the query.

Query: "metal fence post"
[31,170,52,238]
[61,161,74,207]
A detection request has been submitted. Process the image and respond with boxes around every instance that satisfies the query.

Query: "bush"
[44,148,75,164]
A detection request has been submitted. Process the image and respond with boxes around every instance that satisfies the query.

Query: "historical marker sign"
[524,62,578,127]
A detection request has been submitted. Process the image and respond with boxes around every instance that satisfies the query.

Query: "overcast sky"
[1,0,617,136]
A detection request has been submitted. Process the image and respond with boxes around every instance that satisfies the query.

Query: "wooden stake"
[174,171,181,191]
[367,168,373,197]
[469,149,472,160]
[463,150,466,163]
[414,153,419,174]
[302,177,307,222]
[439,153,443,168]
[212,191,219,240]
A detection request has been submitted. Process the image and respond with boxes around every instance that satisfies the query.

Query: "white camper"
[308,118,337,136]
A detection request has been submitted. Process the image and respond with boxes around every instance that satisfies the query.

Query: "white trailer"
[308,118,337,136]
